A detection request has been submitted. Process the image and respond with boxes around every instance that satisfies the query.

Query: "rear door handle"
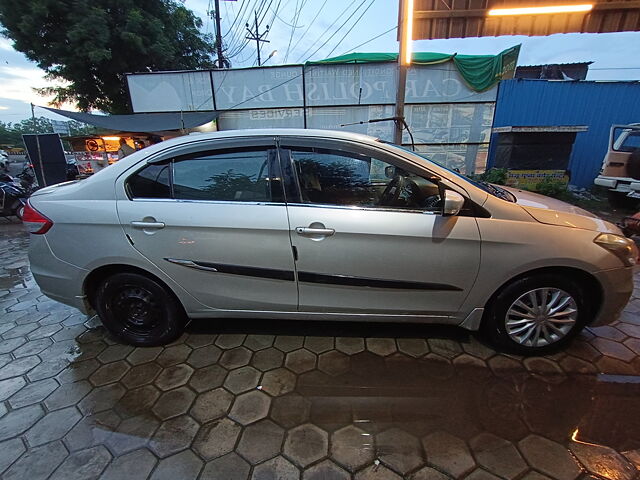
[295,227,335,237]
[131,221,165,229]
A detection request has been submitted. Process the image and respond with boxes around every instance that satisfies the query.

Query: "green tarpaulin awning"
[307,45,521,92]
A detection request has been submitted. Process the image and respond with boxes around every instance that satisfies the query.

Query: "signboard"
[126,62,498,174]
[22,134,67,187]
[128,62,497,113]
[127,71,213,112]
[506,170,570,189]
[217,108,305,130]
[406,62,496,103]
[304,63,397,106]
[212,66,303,110]
[50,120,70,136]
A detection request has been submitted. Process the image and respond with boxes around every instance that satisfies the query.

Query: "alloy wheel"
[505,287,578,347]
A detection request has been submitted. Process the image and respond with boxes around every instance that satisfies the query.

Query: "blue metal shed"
[488,79,640,188]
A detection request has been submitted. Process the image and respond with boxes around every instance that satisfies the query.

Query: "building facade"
[488,79,640,188]
[126,59,501,174]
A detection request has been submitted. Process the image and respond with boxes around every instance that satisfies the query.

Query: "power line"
[302,0,370,62]
[227,0,281,65]
[225,0,261,55]
[245,10,271,66]
[226,72,303,110]
[323,0,377,59]
[294,0,361,63]
[272,9,305,27]
[283,0,302,63]
[228,0,270,61]
[339,25,397,56]
[258,0,275,25]
[289,0,330,56]
[223,0,249,39]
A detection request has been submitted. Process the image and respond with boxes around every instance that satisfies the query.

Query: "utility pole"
[394,0,413,145]
[31,103,37,133]
[210,0,227,68]
[246,11,270,66]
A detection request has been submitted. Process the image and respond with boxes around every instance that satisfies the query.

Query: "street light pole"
[394,0,413,145]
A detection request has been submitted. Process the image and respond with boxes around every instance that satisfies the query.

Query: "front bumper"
[28,234,89,313]
[591,266,634,326]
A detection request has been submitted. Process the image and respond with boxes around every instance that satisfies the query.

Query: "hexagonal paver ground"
[284,423,328,468]
[1,221,640,479]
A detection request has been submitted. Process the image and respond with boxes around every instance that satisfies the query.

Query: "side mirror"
[384,166,396,179]
[442,190,465,216]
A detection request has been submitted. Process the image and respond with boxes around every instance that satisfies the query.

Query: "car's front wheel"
[95,272,186,346]
[482,274,586,355]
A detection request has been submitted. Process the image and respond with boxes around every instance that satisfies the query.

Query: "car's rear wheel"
[482,274,586,355]
[95,272,186,346]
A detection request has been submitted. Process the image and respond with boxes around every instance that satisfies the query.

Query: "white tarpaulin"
[126,62,499,173]
[128,71,213,113]
[212,66,303,110]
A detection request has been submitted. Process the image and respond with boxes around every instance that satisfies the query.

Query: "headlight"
[594,233,638,266]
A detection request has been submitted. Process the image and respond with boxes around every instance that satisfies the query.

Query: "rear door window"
[173,149,274,202]
[127,147,283,202]
[127,162,171,199]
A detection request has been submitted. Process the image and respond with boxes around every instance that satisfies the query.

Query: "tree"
[0,0,215,114]
[0,117,54,146]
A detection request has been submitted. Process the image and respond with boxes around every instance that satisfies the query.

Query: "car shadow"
[185,317,473,342]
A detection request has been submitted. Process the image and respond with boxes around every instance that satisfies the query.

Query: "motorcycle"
[0,174,29,219]
[16,164,39,194]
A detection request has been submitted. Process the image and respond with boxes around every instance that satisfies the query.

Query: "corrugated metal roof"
[414,0,640,39]
[488,79,640,187]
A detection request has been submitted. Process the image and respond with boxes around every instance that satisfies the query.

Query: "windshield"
[381,141,516,202]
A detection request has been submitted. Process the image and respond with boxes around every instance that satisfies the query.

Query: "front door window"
[289,147,442,212]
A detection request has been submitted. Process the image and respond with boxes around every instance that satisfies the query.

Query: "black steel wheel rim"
[110,284,163,337]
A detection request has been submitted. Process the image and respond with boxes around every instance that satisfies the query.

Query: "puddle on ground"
[294,355,640,453]
[0,264,30,289]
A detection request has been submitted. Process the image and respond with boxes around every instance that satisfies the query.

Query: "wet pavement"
[1,219,640,480]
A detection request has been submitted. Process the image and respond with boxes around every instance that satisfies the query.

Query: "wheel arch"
[482,266,603,325]
[83,263,187,315]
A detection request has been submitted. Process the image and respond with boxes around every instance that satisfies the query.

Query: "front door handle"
[131,220,165,229]
[295,226,335,237]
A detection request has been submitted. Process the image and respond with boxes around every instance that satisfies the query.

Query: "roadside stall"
[65,133,160,176]
[39,107,219,177]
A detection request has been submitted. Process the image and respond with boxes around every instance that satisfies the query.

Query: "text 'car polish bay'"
[25,129,636,354]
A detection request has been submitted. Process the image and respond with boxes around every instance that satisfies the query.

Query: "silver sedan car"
[25,129,636,354]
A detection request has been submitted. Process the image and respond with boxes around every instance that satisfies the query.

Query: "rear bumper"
[28,234,89,313]
[591,266,634,326]
[595,176,640,193]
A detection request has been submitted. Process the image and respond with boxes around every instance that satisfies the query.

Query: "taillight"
[22,201,53,234]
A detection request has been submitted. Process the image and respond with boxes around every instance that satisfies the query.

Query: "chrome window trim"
[129,197,287,207]
[285,202,439,215]
[129,197,436,213]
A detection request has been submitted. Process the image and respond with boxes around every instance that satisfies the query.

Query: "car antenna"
[339,116,416,152]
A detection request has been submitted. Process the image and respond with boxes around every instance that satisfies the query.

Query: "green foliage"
[473,168,508,185]
[0,116,98,147]
[0,117,53,146]
[533,178,568,199]
[0,0,215,113]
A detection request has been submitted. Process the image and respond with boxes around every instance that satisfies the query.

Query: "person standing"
[117,138,135,159]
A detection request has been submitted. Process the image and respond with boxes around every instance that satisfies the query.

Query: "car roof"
[182,128,379,144]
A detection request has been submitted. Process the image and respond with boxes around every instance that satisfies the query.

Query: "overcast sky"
[1,0,640,123]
